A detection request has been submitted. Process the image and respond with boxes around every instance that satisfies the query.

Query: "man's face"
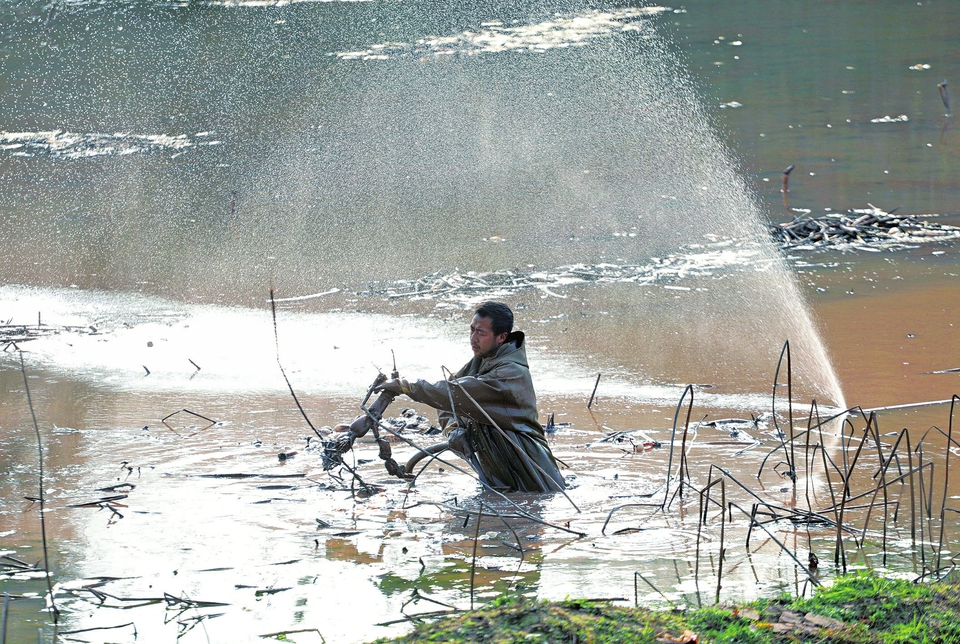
[470,314,507,358]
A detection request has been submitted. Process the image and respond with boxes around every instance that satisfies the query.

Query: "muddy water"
[2,263,959,643]
[2,1,960,643]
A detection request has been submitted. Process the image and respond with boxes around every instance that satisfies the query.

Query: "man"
[377,301,565,492]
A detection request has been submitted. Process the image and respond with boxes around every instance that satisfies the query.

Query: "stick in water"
[587,373,601,409]
[18,350,59,623]
[269,288,323,440]
[781,164,795,211]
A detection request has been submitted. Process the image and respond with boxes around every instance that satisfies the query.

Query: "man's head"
[470,301,513,358]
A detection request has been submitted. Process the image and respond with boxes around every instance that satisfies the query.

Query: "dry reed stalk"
[587,373,601,409]
[745,503,758,550]
[915,441,937,563]
[834,423,871,569]
[769,341,796,483]
[663,385,695,509]
[2,593,9,644]
[676,407,696,502]
[694,476,726,592]
[716,479,726,604]
[819,463,928,512]
[858,424,915,561]
[903,430,918,547]
[633,571,677,609]
[729,503,820,586]
[803,400,820,514]
[781,165,795,210]
[601,502,662,535]
[469,501,483,610]
[16,350,58,624]
[694,487,706,586]
[935,396,959,572]
[268,288,323,440]
[399,589,459,624]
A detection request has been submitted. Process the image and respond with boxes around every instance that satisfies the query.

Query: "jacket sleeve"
[404,363,541,435]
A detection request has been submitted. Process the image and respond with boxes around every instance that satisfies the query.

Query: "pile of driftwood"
[771,208,960,249]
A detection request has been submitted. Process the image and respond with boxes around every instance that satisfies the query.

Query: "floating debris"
[770,207,960,250]
[382,410,441,435]
[1,322,98,344]
[331,7,669,61]
[361,245,762,304]
[869,114,909,123]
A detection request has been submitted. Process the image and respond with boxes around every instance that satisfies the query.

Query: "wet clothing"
[400,332,565,492]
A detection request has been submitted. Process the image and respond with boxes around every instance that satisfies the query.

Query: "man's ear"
[495,332,508,346]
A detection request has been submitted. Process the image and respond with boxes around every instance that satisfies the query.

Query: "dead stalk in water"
[469,500,483,610]
[781,164,795,210]
[834,422,871,569]
[936,396,959,573]
[268,288,323,440]
[663,385,695,509]
[716,479,726,604]
[634,571,677,609]
[587,372,601,409]
[858,424,913,563]
[769,341,796,484]
[694,487,705,588]
[729,503,820,586]
[803,400,819,512]
[695,476,725,591]
[16,349,58,623]
[2,592,9,644]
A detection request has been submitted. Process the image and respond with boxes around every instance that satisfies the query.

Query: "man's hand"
[375,378,406,395]
[447,425,471,457]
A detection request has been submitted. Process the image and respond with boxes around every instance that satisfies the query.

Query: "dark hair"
[475,301,513,336]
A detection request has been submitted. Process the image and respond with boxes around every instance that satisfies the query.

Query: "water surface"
[2,1,959,642]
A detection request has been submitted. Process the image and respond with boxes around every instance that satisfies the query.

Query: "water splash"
[0,2,844,405]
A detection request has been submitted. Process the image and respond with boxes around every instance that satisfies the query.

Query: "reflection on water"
[5,356,959,643]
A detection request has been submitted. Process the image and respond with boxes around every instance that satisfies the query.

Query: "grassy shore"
[370,573,960,643]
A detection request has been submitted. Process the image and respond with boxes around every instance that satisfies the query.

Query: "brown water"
[2,1,960,643]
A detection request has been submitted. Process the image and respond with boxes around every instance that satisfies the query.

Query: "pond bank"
[368,573,960,644]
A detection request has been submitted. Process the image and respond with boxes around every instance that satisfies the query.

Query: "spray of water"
[0,3,843,404]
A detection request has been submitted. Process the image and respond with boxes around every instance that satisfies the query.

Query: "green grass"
[368,573,960,644]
